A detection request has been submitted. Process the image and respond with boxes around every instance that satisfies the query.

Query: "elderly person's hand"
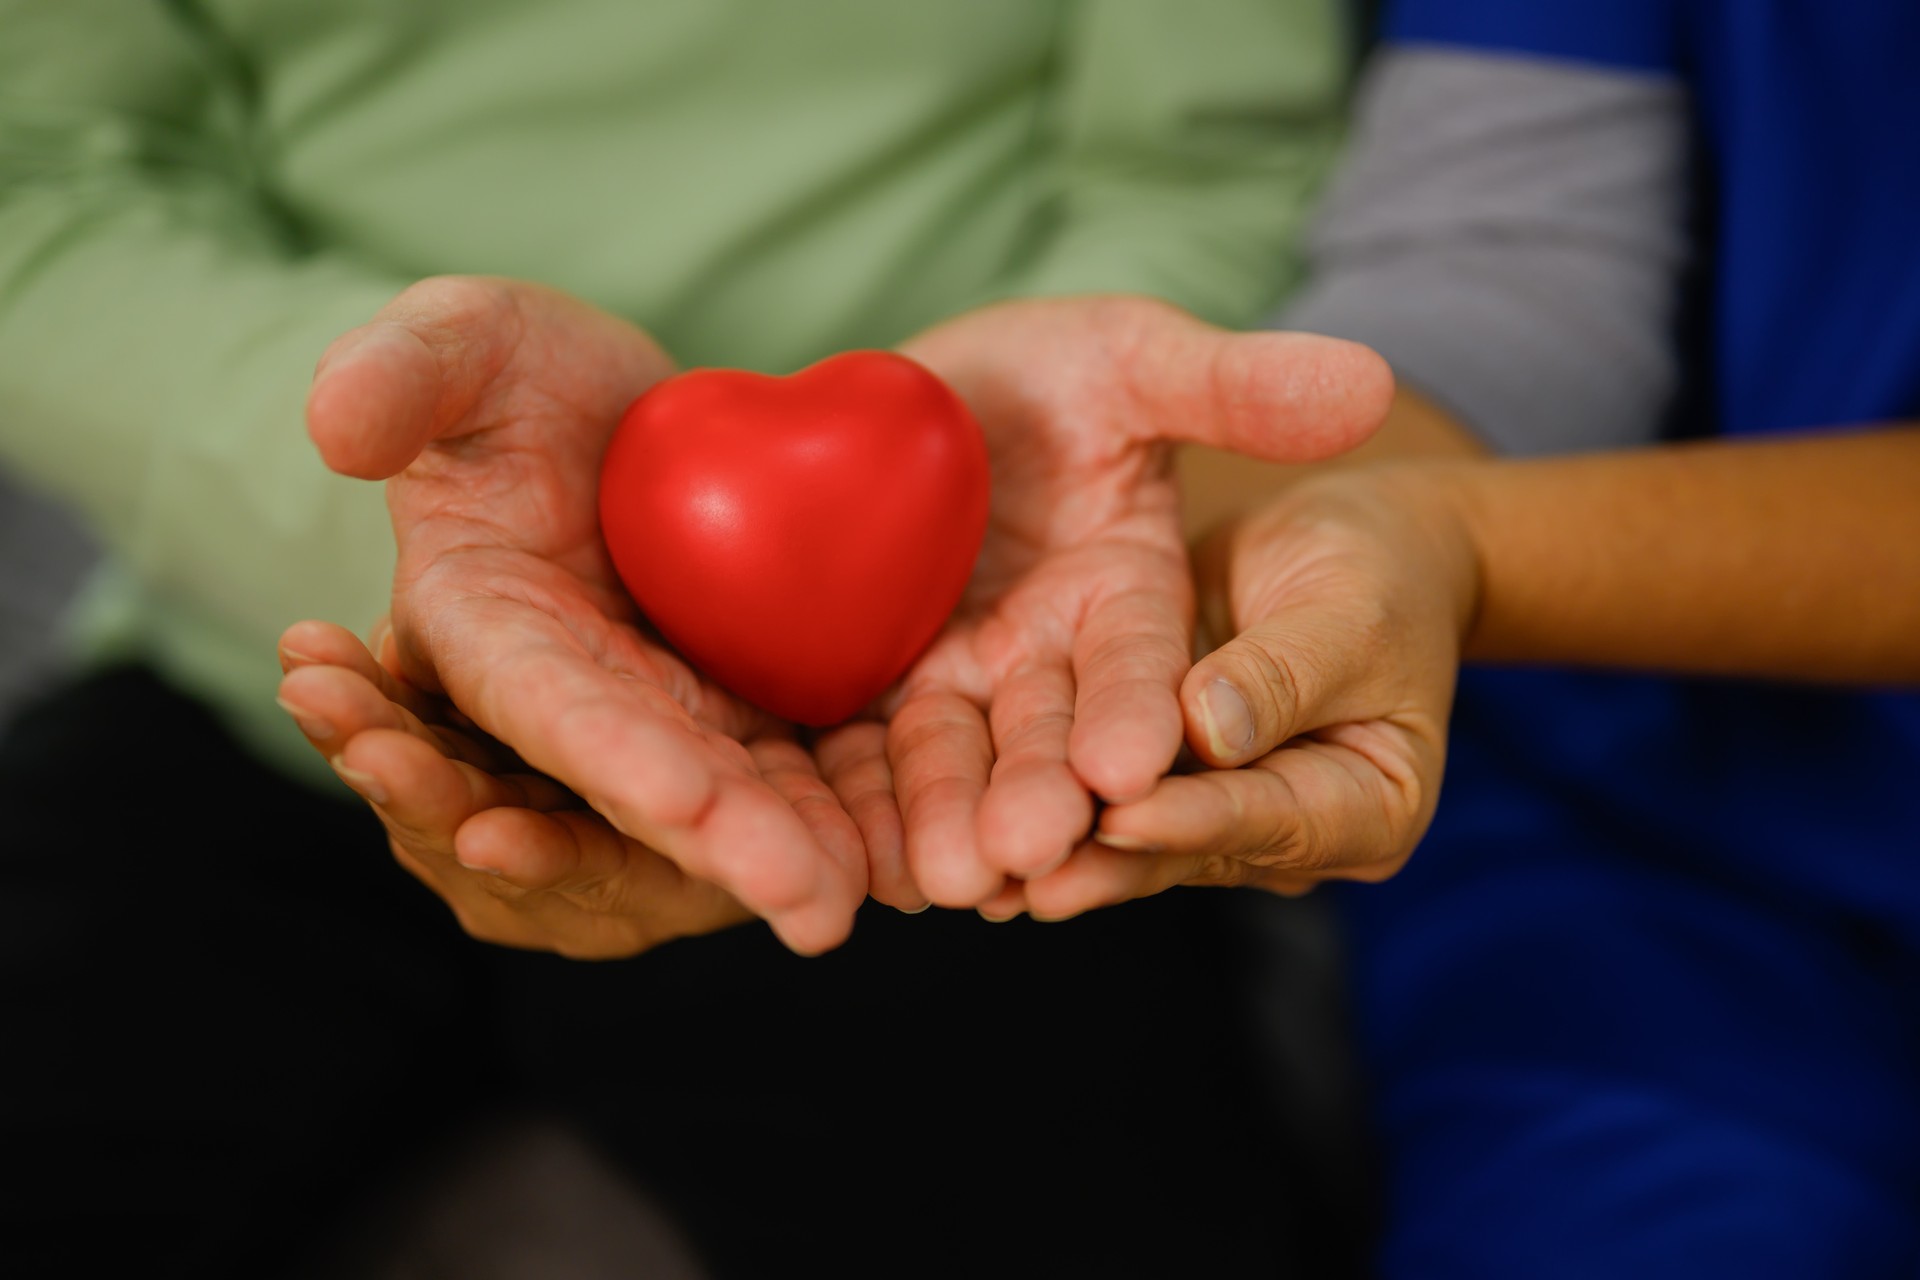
[301,277,867,954]
[275,620,863,958]
[812,297,1393,909]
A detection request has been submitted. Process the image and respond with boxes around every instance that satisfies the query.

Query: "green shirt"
[0,0,1346,786]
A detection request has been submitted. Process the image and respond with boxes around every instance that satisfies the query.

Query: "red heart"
[598,350,990,726]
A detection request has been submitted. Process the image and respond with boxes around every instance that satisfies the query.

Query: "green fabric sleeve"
[0,0,1351,784]
[0,1,402,683]
[990,0,1350,325]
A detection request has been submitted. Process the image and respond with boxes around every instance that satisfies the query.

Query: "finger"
[488,672,860,956]
[1020,841,1183,921]
[975,663,1091,879]
[306,276,668,478]
[279,616,518,767]
[424,600,719,826]
[813,721,920,912]
[430,610,851,950]
[975,878,1028,923]
[747,737,870,904]
[1067,582,1189,804]
[1181,608,1389,769]
[454,808,752,959]
[279,619,439,721]
[308,311,484,480]
[1099,726,1430,883]
[1112,307,1394,462]
[430,600,860,952]
[277,663,515,774]
[888,690,1000,907]
[664,769,862,955]
[451,801,633,894]
[1018,839,1318,922]
[330,727,570,875]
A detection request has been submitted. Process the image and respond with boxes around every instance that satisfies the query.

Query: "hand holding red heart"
[287,281,1392,954]
[300,276,868,956]
[275,617,755,958]
[814,297,1393,909]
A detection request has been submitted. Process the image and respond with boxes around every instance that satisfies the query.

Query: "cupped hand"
[305,277,866,953]
[276,620,772,958]
[814,297,1393,907]
[1003,465,1480,918]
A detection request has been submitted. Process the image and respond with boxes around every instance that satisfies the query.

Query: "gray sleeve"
[1279,45,1691,455]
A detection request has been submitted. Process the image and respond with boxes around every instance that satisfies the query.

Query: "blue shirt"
[1384,0,1920,935]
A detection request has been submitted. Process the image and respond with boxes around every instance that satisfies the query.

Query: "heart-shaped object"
[598,350,990,726]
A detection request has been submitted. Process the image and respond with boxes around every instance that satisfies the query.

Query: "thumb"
[1119,307,1395,464]
[1181,611,1366,768]
[307,276,528,479]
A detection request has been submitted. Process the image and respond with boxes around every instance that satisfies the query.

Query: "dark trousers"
[4,667,1365,1277]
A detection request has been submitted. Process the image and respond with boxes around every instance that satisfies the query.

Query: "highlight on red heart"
[598,350,990,726]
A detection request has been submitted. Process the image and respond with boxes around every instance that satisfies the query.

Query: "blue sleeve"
[1382,0,1680,74]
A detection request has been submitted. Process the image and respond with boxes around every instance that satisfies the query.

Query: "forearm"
[1428,426,1920,683]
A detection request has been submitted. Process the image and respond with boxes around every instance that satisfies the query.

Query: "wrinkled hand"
[276,621,766,958]
[305,277,866,954]
[814,297,1393,908]
[1006,465,1479,917]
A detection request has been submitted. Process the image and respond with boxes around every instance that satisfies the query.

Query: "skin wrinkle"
[547,698,712,827]
[1303,736,1409,878]
[994,704,1074,755]
[399,278,527,426]
[1076,590,1187,661]
[1226,628,1303,755]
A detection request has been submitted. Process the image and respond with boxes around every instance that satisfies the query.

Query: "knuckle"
[888,697,971,756]
[997,706,1073,755]
[1215,639,1305,738]
[396,274,506,324]
[474,873,531,903]
[1191,853,1253,887]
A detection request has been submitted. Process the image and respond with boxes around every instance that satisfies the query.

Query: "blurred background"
[0,469,94,724]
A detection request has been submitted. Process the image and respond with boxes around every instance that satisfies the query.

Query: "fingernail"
[978,908,1023,924]
[456,858,502,877]
[279,645,321,669]
[899,901,932,915]
[1199,679,1255,760]
[330,756,388,806]
[1094,832,1161,854]
[276,695,335,741]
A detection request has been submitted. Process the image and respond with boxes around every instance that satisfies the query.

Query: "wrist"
[1364,461,1487,658]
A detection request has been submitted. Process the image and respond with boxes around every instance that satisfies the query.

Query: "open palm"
[305,276,865,954]
[835,297,1392,907]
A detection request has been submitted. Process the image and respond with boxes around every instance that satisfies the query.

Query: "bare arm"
[1435,424,1920,683]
